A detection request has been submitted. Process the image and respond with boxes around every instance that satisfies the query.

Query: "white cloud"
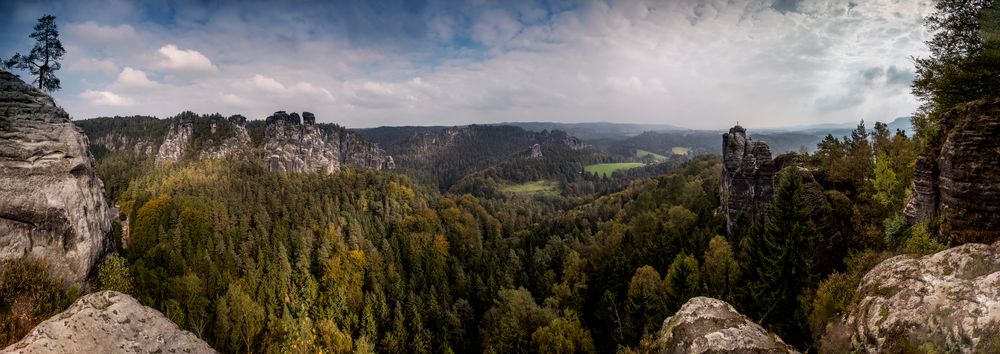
[63,21,141,50]
[80,90,132,106]
[245,74,333,99]
[155,45,218,72]
[65,57,118,74]
[113,67,159,89]
[250,74,286,92]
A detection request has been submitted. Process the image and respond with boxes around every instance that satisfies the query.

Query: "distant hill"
[498,121,683,140]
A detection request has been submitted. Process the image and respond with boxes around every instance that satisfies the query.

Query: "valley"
[2,1,999,353]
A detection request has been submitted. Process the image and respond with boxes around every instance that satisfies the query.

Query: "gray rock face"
[904,99,1000,242]
[657,297,799,353]
[837,242,1000,352]
[0,70,111,285]
[198,116,250,160]
[264,111,394,173]
[528,144,543,159]
[154,119,191,165]
[720,125,775,233]
[1,291,216,354]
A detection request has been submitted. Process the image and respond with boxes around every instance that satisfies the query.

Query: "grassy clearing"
[503,180,560,196]
[671,146,690,155]
[584,162,645,177]
[635,149,667,161]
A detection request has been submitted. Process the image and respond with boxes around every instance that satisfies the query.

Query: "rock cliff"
[656,297,799,353]
[263,111,394,173]
[155,114,251,165]
[0,70,111,285]
[904,99,1000,242]
[720,125,775,233]
[1,291,216,353]
[832,242,1000,352]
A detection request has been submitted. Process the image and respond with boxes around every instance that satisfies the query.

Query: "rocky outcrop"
[198,115,250,160]
[656,297,799,353]
[264,111,394,173]
[1,291,216,353]
[155,114,250,165]
[0,70,111,285]
[720,125,775,233]
[834,242,1000,352]
[154,119,191,165]
[904,99,1000,242]
[528,144,543,159]
[720,126,849,272]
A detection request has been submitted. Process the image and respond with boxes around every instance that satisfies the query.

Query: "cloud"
[65,56,117,74]
[80,89,132,106]
[19,0,933,129]
[113,67,159,89]
[246,74,333,99]
[154,44,217,72]
[63,21,141,50]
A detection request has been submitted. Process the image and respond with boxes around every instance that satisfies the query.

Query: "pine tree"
[744,167,818,347]
[4,15,65,92]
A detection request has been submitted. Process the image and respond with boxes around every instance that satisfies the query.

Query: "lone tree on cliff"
[4,15,65,92]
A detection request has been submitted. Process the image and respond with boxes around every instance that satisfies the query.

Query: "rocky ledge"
[0,70,111,285]
[656,297,799,353]
[833,242,1000,352]
[1,291,216,354]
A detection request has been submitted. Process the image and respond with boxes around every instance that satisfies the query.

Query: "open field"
[584,162,645,177]
[671,146,690,155]
[503,180,560,196]
[636,149,667,161]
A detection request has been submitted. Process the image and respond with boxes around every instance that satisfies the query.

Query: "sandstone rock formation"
[656,297,799,353]
[904,99,1000,242]
[198,115,250,161]
[528,143,543,159]
[154,118,192,165]
[720,126,849,272]
[720,125,775,233]
[1,291,216,354]
[263,111,394,173]
[0,70,111,285]
[834,242,1000,352]
[155,114,251,165]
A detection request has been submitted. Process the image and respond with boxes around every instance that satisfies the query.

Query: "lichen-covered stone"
[657,297,799,353]
[1,291,216,354]
[837,242,1000,352]
[0,70,111,285]
[904,99,1000,241]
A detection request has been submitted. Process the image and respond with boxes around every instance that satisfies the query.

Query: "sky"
[0,0,933,129]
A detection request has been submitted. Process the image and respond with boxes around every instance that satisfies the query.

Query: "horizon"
[2,0,931,129]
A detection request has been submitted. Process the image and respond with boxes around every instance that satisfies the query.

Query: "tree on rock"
[4,15,65,92]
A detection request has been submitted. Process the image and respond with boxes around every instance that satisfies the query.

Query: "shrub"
[0,259,76,347]
[98,253,134,294]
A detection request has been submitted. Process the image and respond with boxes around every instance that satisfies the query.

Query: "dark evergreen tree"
[743,167,819,347]
[4,15,65,92]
